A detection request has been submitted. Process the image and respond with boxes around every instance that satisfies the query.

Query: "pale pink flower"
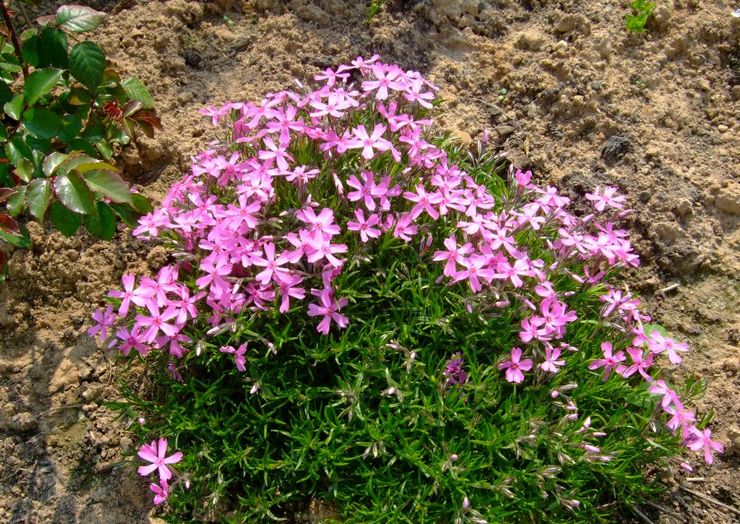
[137,438,183,482]
[499,347,533,384]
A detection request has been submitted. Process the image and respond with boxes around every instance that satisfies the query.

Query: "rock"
[497,125,516,139]
[555,14,591,36]
[11,412,36,432]
[673,198,693,217]
[729,425,740,456]
[714,187,740,215]
[450,129,473,146]
[600,135,630,164]
[650,4,672,30]
[653,222,683,242]
[717,124,729,133]
[120,436,134,452]
[429,0,462,24]
[732,85,740,101]
[515,29,548,51]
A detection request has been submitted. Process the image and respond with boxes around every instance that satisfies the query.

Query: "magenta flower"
[220,343,248,372]
[539,346,565,373]
[347,209,381,243]
[443,354,468,386]
[137,438,183,482]
[347,124,392,160]
[686,427,724,465]
[307,288,349,335]
[149,479,169,505]
[646,331,689,364]
[88,305,117,341]
[499,347,533,384]
[588,342,626,381]
[585,186,626,212]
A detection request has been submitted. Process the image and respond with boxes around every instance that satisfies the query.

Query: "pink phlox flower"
[347,124,392,160]
[158,333,191,358]
[514,169,533,188]
[314,67,350,87]
[389,213,418,242]
[540,346,565,373]
[443,353,468,385]
[108,273,138,316]
[347,209,382,242]
[220,343,248,372]
[286,165,320,184]
[137,438,183,482]
[649,380,682,410]
[251,242,290,285]
[433,236,474,277]
[276,272,306,313]
[304,234,347,268]
[492,257,532,288]
[534,280,556,298]
[195,253,233,290]
[361,64,406,100]
[519,315,551,343]
[646,331,689,364]
[265,105,306,145]
[88,305,116,341]
[132,209,171,239]
[499,347,533,384]
[149,479,169,505]
[296,207,341,238]
[135,303,181,343]
[404,184,443,220]
[114,325,148,357]
[451,254,495,293]
[539,296,577,334]
[309,91,353,118]
[686,427,724,465]
[585,186,626,212]
[618,347,654,380]
[169,287,205,325]
[347,171,379,211]
[258,136,294,171]
[588,341,626,381]
[664,404,696,438]
[307,288,349,335]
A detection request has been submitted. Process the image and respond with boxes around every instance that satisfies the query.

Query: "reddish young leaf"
[0,213,20,234]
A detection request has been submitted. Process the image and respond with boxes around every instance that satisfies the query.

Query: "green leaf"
[6,186,26,216]
[109,202,140,228]
[13,158,34,183]
[53,171,96,215]
[56,5,107,33]
[42,152,68,177]
[5,136,33,165]
[131,193,152,214]
[0,217,30,248]
[95,140,113,159]
[59,113,83,143]
[82,169,132,204]
[49,200,81,236]
[121,77,154,108]
[38,28,69,69]
[69,42,106,92]
[22,107,64,139]
[21,32,40,68]
[4,93,24,120]
[0,80,13,107]
[84,201,116,239]
[24,68,63,106]
[27,178,51,221]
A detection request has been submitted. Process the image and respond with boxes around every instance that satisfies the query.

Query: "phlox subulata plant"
[91,56,722,522]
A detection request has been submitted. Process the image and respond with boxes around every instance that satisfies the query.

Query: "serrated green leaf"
[109,202,140,228]
[69,42,106,92]
[82,169,132,204]
[121,77,154,108]
[6,186,25,216]
[21,32,40,68]
[54,171,96,215]
[49,200,81,236]
[13,158,33,183]
[131,193,152,214]
[38,28,69,68]
[5,136,33,165]
[27,178,51,221]
[56,5,107,33]
[84,201,116,239]
[42,152,68,177]
[22,107,64,139]
[24,68,62,106]
[4,93,24,120]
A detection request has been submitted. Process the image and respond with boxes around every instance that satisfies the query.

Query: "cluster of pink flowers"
[136,438,183,504]
[90,54,721,487]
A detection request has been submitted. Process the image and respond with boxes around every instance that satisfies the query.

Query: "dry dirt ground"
[0,0,738,522]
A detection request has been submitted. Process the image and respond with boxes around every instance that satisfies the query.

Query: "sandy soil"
[0,1,738,522]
